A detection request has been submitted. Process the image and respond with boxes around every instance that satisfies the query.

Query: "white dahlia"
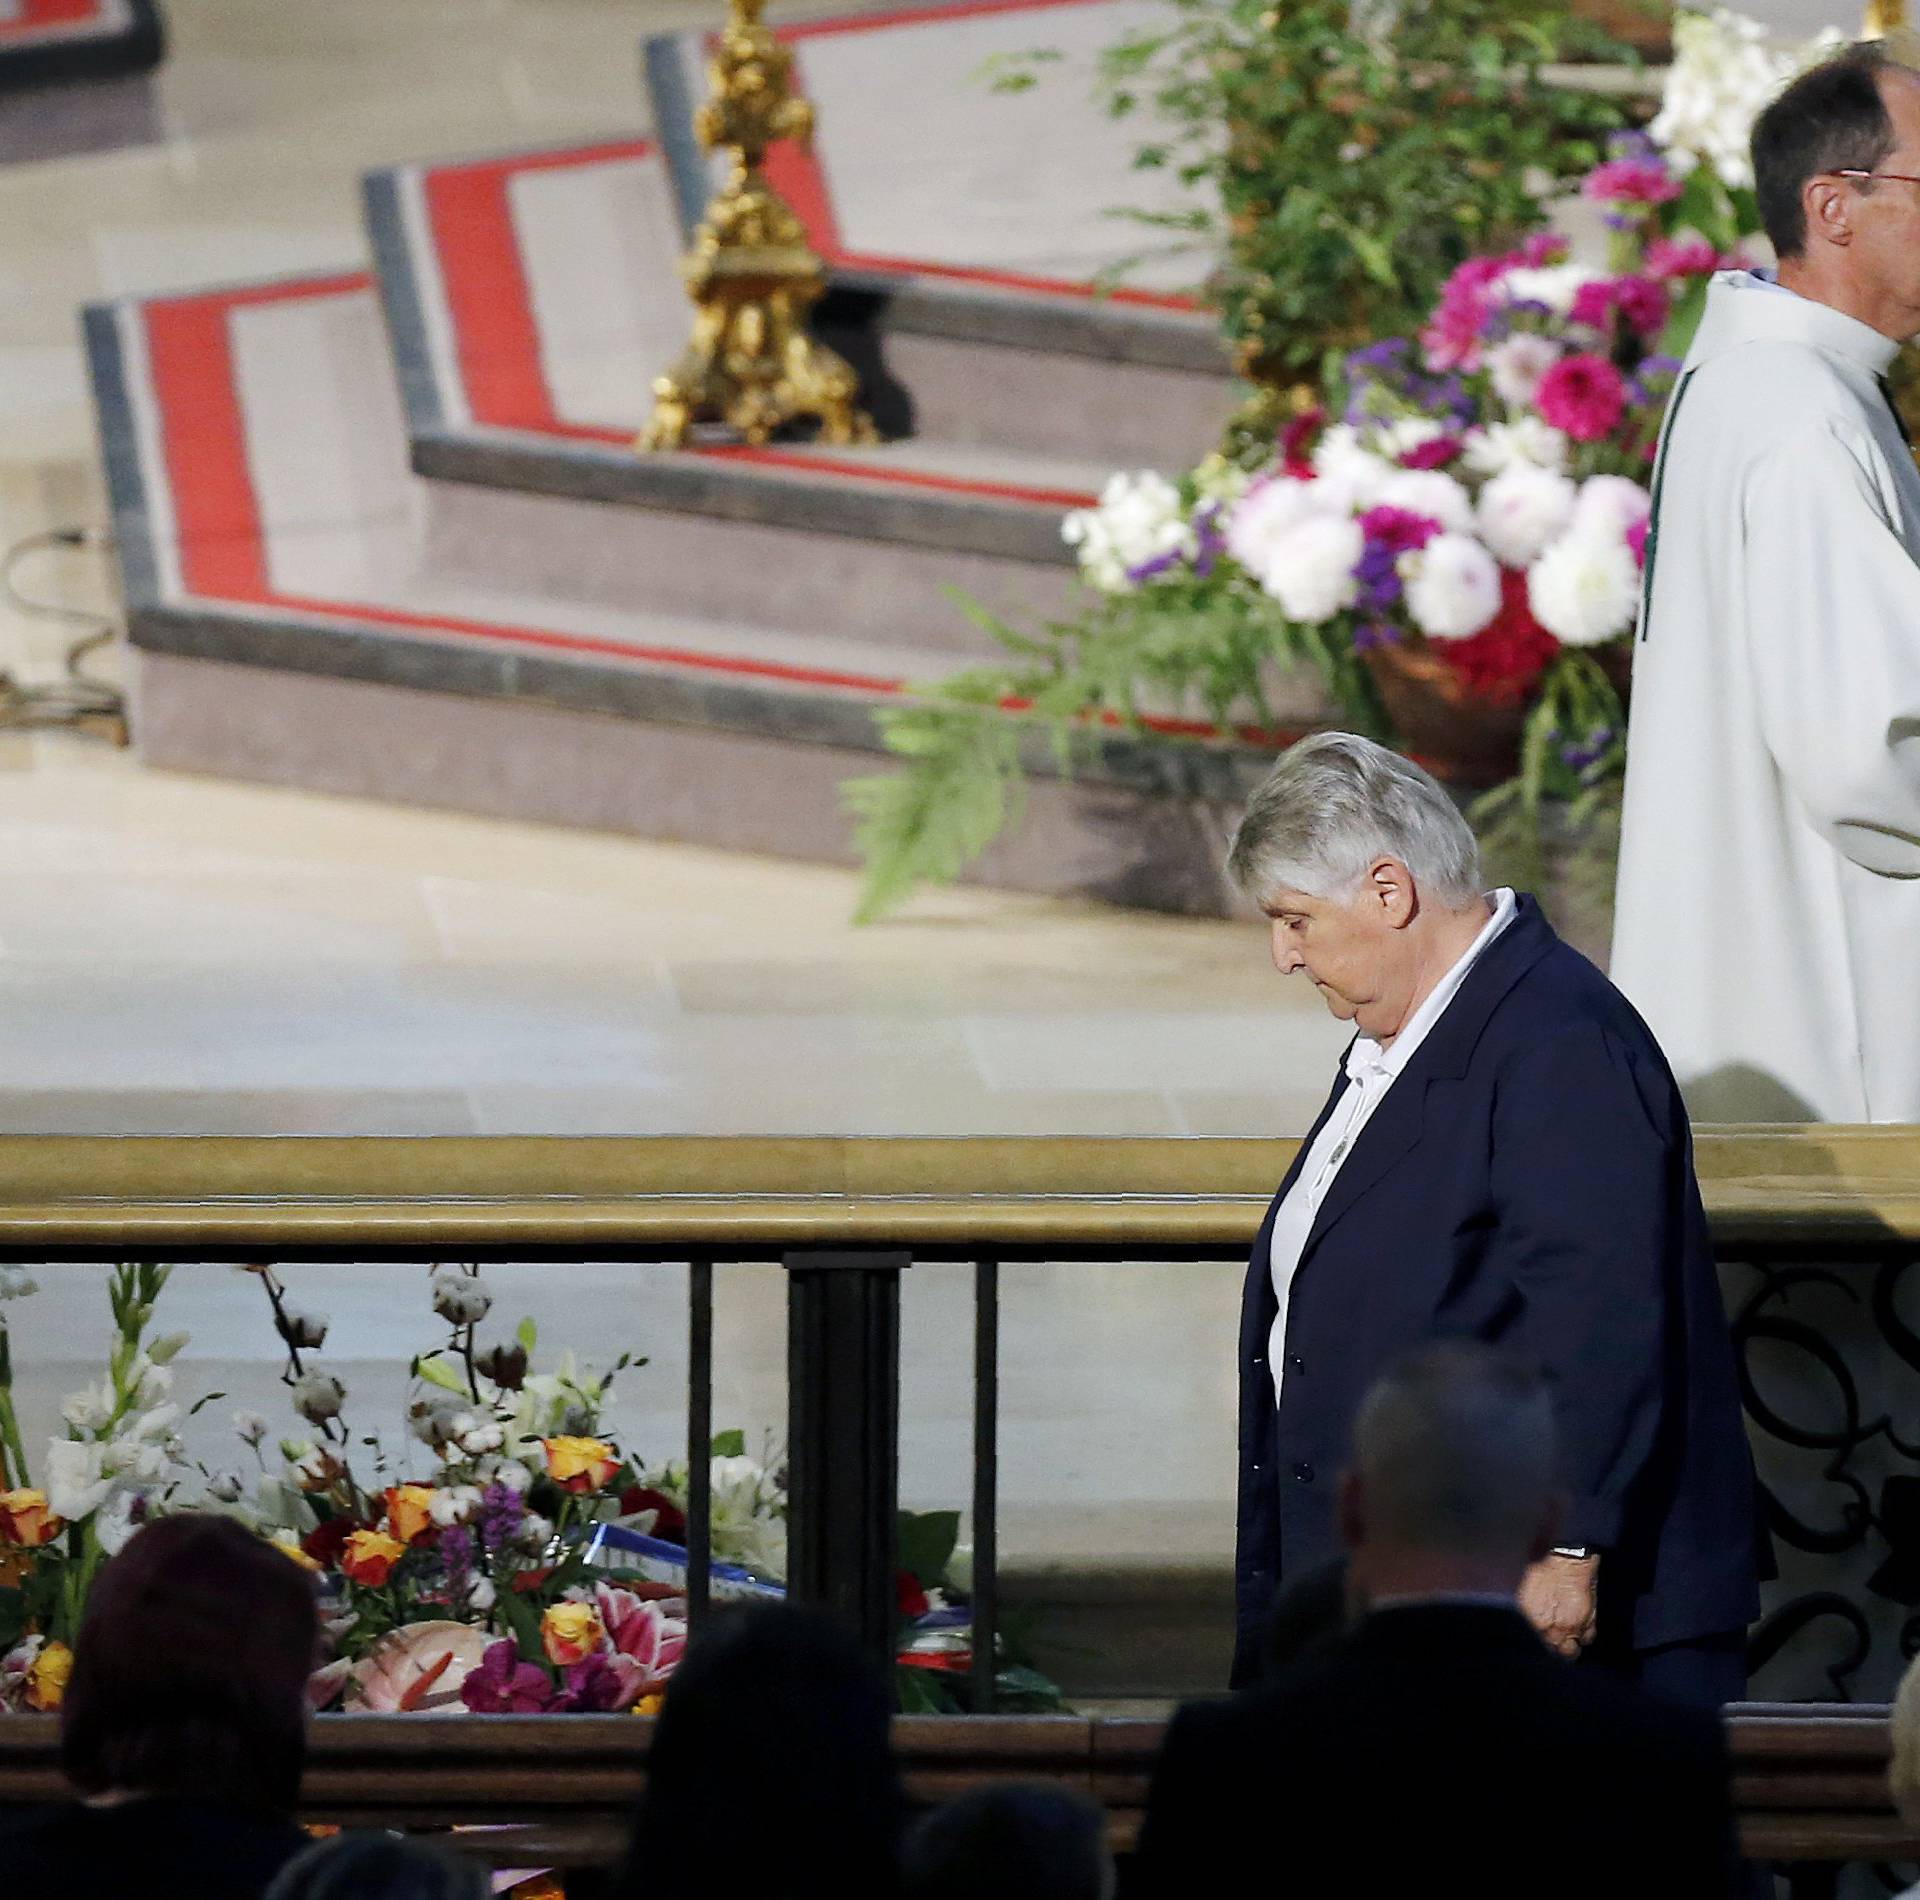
[1253,514,1364,625]
[1477,465,1579,567]
[1527,532,1642,646]
[1403,532,1502,642]
[1375,468,1474,535]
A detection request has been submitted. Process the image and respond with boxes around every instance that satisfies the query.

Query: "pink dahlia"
[1572,276,1669,341]
[1581,158,1681,206]
[1627,516,1651,568]
[1536,354,1628,444]
[1399,434,1464,471]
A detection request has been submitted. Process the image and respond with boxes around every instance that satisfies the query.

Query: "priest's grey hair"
[1351,1341,1559,1559]
[1226,731,1483,907]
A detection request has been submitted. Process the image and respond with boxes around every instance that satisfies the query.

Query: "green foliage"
[1088,0,1632,395]
[897,1508,961,1590]
[848,573,1394,918]
[709,1428,746,1458]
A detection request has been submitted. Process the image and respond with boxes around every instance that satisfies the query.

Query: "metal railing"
[2,1129,1917,1703]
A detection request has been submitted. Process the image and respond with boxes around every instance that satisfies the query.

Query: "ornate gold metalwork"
[641,0,875,451]
[1864,0,1910,37]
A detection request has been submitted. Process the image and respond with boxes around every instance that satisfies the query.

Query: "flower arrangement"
[0,1265,1066,1716]
[0,1265,203,1708]
[847,9,1842,919]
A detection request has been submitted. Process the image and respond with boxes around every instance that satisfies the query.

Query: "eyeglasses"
[1836,167,1920,186]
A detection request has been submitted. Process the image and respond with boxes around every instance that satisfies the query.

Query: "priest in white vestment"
[1613,44,1920,1122]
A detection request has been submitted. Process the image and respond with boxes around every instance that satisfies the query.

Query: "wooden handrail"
[0,1709,1912,1866]
[0,1128,1914,1255]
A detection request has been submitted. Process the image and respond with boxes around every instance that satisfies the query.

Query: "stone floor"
[0,0,1871,1582]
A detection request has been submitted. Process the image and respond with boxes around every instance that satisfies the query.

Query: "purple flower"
[1125,548,1185,586]
[460,1639,552,1713]
[550,1651,648,1713]
[477,1481,526,1556]
[1353,621,1403,651]
[438,1524,475,1589]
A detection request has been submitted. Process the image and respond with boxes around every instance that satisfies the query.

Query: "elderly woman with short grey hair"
[1228,734,1760,1713]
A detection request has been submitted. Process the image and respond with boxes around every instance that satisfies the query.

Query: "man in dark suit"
[1226,733,1758,1703]
[1134,1342,1742,1900]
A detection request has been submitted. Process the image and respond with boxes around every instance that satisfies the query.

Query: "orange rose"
[542,1436,620,1495]
[340,1528,408,1588]
[26,1641,72,1711]
[384,1484,437,1547]
[540,1600,605,1667]
[0,1490,62,1548]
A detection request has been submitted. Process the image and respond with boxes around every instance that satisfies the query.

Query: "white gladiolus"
[1403,533,1503,641]
[1376,468,1474,535]
[1462,418,1571,477]
[94,1489,143,1556]
[1651,10,1842,191]
[1224,474,1329,574]
[1487,335,1564,412]
[46,1438,112,1521]
[207,1470,246,1504]
[1477,465,1580,567]
[1254,514,1364,625]
[60,1382,115,1434]
[1572,474,1653,544]
[234,1409,270,1447]
[1528,532,1643,646]
[1061,471,1195,592]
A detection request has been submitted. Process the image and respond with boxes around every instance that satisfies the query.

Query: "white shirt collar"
[1344,888,1517,1086]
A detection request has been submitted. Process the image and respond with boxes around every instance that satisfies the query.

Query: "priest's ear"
[1804,173,1858,251]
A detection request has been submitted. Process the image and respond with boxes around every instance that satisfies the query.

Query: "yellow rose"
[540,1600,604,1667]
[384,1484,437,1547]
[26,1641,73,1711]
[0,1490,62,1549]
[542,1436,620,1495]
[270,1531,322,1573]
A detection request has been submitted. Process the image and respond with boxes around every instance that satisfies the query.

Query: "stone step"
[85,276,1270,917]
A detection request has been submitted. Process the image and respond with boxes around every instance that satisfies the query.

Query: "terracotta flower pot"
[1362,638,1635,788]
[1361,641,1528,787]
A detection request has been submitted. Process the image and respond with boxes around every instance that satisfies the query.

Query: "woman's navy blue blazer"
[1233,894,1762,1684]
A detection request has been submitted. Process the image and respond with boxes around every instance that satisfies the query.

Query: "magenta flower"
[1626,517,1651,568]
[1517,232,1571,268]
[1536,354,1628,444]
[1571,276,1670,342]
[1358,506,1443,555]
[1645,235,1723,281]
[459,1638,553,1713]
[551,1651,649,1713]
[1581,158,1681,206]
[1399,435,1464,471]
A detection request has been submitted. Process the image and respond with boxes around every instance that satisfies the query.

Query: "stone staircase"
[83,0,1308,915]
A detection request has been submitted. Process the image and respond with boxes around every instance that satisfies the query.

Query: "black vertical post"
[687,1256,713,1625]
[971,1257,1000,1714]
[784,1249,908,1675]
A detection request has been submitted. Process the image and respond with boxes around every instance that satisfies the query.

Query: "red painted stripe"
[779,0,1110,41]
[423,163,555,430]
[268,591,909,696]
[418,142,651,431]
[140,299,274,601]
[757,64,1196,312]
[0,0,103,34]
